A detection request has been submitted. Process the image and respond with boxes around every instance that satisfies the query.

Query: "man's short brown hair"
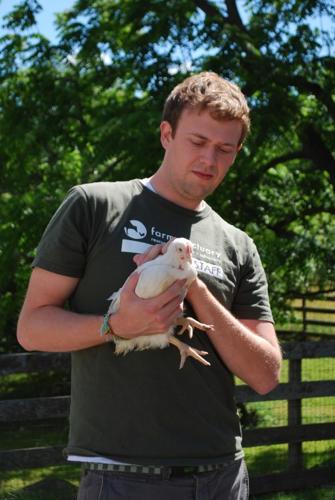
[162,72,250,144]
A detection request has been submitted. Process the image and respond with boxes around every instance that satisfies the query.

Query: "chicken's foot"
[175,317,213,339]
[169,336,210,369]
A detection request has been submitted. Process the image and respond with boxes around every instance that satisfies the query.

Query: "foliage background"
[0,0,334,352]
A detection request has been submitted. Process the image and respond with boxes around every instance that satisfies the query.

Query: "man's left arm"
[186,278,282,395]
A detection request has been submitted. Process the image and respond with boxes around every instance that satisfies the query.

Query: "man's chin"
[183,187,214,206]
[190,182,216,198]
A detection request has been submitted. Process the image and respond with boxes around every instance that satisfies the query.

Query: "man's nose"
[200,146,217,167]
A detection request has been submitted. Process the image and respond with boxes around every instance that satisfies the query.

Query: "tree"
[1,0,334,351]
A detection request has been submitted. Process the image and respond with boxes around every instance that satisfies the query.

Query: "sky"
[0,0,75,41]
[0,0,333,56]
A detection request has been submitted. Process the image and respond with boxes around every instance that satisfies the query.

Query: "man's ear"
[160,121,173,150]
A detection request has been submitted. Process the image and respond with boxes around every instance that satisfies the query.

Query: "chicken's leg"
[175,316,213,339]
[169,336,210,369]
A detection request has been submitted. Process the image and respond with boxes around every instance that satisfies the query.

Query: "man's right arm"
[17,267,186,352]
[17,267,104,352]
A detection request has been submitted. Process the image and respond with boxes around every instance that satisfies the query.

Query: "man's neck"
[148,174,205,211]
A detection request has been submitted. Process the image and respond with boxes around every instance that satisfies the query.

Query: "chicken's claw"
[169,336,210,369]
[175,317,214,339]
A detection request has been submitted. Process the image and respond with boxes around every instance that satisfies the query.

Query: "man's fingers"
[133,244,162,267]
[122,271,140,293]
[149,279,187,310]
[161,238,174,254]
[160,299,184,322]
[133,253,145,267]
[116,275,187,338]
[133,239,175,267]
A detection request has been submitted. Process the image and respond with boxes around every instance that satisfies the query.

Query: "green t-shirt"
[33,179,273,466]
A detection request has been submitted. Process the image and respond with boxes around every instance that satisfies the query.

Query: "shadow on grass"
[0,465,80,500]
[254,486,335,500]
[246,445,288,475]
[2,477,77,500]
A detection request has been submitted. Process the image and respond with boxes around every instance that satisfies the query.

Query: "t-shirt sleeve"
[32,186,91,277]
[231,237,274,322]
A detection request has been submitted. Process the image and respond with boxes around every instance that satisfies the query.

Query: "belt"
[82,460,234,478]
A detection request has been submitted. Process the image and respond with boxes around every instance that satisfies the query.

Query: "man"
[17,72,282,499]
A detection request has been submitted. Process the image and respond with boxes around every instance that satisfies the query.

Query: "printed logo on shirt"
[121,220,224,280]
[124,220,147,240]
[193,258,224,279]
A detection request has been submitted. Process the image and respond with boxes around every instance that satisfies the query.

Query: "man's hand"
[133,239,173,267]
[108,271,187,339]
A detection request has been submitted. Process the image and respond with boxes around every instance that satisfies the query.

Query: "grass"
[244,440,335,473]
[0,465,80,500]
[276,308,335,337]
[279,296,335,338]
[246,444,288,474]
[303,440,335,469]
[240,395,335,429]
[0,372,70,400]
[256,487,335,500]
[0,422,68,451]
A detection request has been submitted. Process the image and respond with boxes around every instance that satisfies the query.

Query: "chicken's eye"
[178,247,183,252]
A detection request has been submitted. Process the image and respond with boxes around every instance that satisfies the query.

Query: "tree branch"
[245,151,306,185]
[225,0,246,31]
[193,0,224,18]
[193,0,247,32]
[290,76,335,120]
[258,151,306,176]
[267,207,335,237]
[266,226,296,239]
[91,152,128,182]
[302,124,335,189]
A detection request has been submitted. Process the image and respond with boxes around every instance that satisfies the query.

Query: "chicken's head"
[167,238,193,269]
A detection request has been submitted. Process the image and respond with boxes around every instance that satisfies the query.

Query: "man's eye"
[191,140,203,146]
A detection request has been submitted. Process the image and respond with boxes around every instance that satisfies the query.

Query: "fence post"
[302,295,307,336]
[288,358,303,469]
[288,295,304,470]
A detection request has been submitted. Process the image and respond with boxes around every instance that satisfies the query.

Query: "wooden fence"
[1,339,335,496]
[238,339,335,494]
[283,292,335,337]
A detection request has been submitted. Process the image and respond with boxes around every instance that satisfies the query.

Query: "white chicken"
[104,238,213,368]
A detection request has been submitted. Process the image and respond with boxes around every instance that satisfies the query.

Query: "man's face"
[159,108,242,209]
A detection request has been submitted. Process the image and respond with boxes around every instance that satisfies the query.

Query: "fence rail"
[289,294,335,333]
[0,352,70,376]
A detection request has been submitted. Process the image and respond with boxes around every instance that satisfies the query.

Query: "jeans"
[77,458,249,499]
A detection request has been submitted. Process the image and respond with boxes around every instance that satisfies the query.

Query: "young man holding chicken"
[17,72,282,499]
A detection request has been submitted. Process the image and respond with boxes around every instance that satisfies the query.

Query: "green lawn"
[0,465,80,500]
[258,488,335,500]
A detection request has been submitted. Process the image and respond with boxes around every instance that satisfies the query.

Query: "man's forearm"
[187,279,282,394]
[17,306,105,352]
[17,265,187,353]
